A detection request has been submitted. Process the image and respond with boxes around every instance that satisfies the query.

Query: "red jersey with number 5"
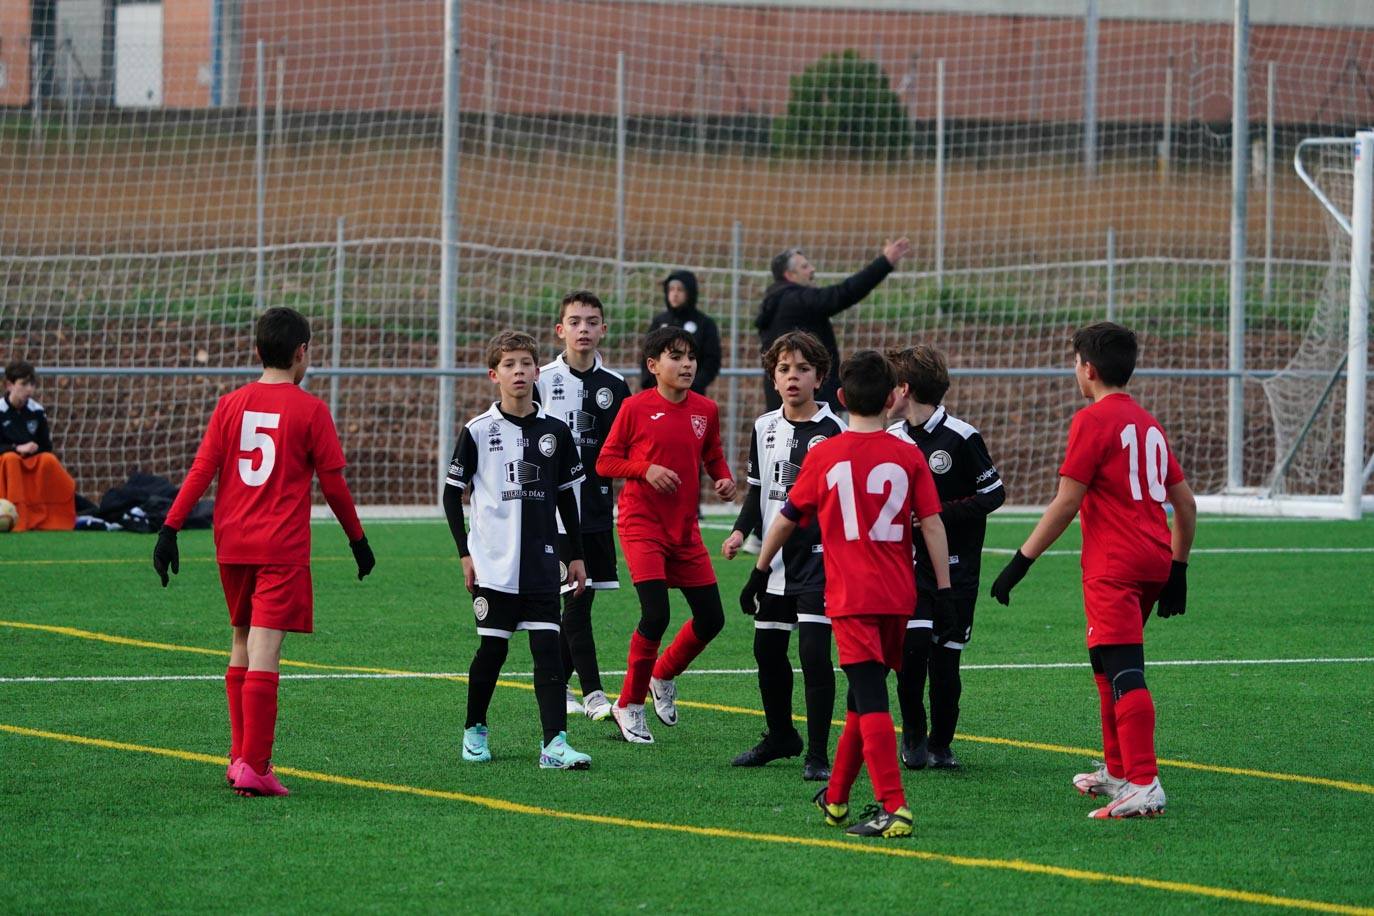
[1059,393,1185,582]
[169,381,347,566]
[783,429,942,618]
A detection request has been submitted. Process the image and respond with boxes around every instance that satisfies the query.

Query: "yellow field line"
[6,619,1373,797]
[1,722,1369,916]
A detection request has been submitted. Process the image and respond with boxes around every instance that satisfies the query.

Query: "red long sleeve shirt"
[597,388,731,544]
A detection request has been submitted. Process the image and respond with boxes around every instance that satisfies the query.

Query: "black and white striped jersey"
[447,403,584,595]
[888,406,1004,593]
[747,404,847,595]
[535,353,631,534]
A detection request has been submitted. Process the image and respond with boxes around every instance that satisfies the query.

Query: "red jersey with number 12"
[171,381,348,566]
[783,429,942,618]
[1059,393,1185,583]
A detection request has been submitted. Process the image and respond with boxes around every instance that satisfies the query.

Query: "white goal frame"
[1198,130,1373,519]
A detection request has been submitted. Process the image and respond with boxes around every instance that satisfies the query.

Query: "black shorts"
[471,587,560,639]
[909,588,978,650]
[755,590,829,631]
[559,530,620,593]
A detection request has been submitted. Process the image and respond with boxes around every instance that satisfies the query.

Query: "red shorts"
[1082,576,1164,648]
[832,615,907,670]
[619,529,716,588]
[219,564,314,633]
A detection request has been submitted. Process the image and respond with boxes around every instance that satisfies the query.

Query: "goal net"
[2,2,1372,512]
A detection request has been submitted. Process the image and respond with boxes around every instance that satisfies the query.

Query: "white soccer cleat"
[610,702,654,744]
[1089,776,1166,819]
[1073,761,1128,798]
[582,689,613,722]
[565,688,584,716]
[649,676,679,727]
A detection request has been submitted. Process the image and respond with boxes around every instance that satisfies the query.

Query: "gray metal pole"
[330,217,345,417]
[1106,226,1116,321]
[1083,0,1099,180]
[1263,61,1276,305]
[727,220,743,473]
[31,43,43,151]
[255,39,266,310]
[483,41,494,155]
[1160,62,1173,183]
[695,54,706,158]
[1227,0,1249,491]
[935,58,945,292]
[615,52,627,308]
[274,53,285,147]
[438,0,462,505]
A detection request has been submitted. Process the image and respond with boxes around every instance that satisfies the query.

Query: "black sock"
[465,635,509,729]
[529,629,566,745]
[561,589,601,694]
[798,622,835,760]
[895,627,930,743]
[928,644,962,749]
[753,628,795,738]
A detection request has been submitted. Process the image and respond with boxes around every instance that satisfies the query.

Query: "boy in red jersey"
[744,350,955,838]
[990,321,1195,819]
[597,326,736,744]
[153,308,375,797]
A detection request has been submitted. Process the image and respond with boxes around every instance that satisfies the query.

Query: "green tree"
[772,50,913,158]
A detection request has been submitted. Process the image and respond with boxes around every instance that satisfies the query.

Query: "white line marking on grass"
[6,656,1371,685]
[980,547,1374,556]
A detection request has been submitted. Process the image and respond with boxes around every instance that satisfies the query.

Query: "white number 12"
[238,411,281,487]
[1120,423,1168,502]
[824,460,909,542]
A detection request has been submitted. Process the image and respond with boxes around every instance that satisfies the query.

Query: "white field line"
[5,655,1372,685]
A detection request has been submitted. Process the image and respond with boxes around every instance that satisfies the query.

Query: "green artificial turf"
[2,516,1372,913]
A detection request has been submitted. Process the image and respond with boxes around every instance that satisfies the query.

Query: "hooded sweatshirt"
[640,269,722,395]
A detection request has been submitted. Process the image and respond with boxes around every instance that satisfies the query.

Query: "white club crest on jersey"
[683,320,698,333]
[473,596,489,621]
[539,433,557,457]
[808,434,828,450]
[596,387,613,409]
[929,449,953,474]
[691,415,707,439]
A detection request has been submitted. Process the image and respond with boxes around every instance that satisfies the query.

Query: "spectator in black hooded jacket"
[756,238,912,412]
[640,269,722,395]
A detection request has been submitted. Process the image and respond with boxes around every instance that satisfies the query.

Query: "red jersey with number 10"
[783,429,942,618]
[1059,392,1185,583]
[169,381,348,566]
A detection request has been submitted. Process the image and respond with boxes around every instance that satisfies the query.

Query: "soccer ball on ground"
[0,498,17,532]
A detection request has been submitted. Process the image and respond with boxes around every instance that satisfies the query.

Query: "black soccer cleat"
[900,734,928,771]
[731,729,803,767]
[845,803,913,838]
[801,753,830,782]
[927,746,962,770]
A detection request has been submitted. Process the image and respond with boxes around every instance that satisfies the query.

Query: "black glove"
[152,525,180,588]
[739,567,768,617]
[1156,560,1188,618]
[990,550,1034,606]
[933,588,961,644]
[350,537,376,581]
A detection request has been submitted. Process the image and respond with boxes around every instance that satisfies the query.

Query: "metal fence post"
[727,220,743,474]
[437,0,462,506]
[255,39,266,310]
[331,217,345,418]
[1227,0,1249,491]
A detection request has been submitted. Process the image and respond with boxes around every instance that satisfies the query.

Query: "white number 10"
[1120,423,1168,502]
[824,460,909,542]
[238,411,281,487]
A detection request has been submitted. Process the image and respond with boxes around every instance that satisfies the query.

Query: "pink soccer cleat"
[232,763,290,797]
[225,757,245,786]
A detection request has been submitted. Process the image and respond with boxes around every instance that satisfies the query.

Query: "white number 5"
[1120,423,1168,502]
[238,411,280,487]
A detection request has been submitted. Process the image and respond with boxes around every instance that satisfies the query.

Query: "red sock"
[1114,689,1158,785]
[859,712,906,813]
[617,631,660,708]
[652,619,712,681]
[827,712,864,805]
[240,671,280,775]
[225,665,248,760]
[1093,673,1124,778]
